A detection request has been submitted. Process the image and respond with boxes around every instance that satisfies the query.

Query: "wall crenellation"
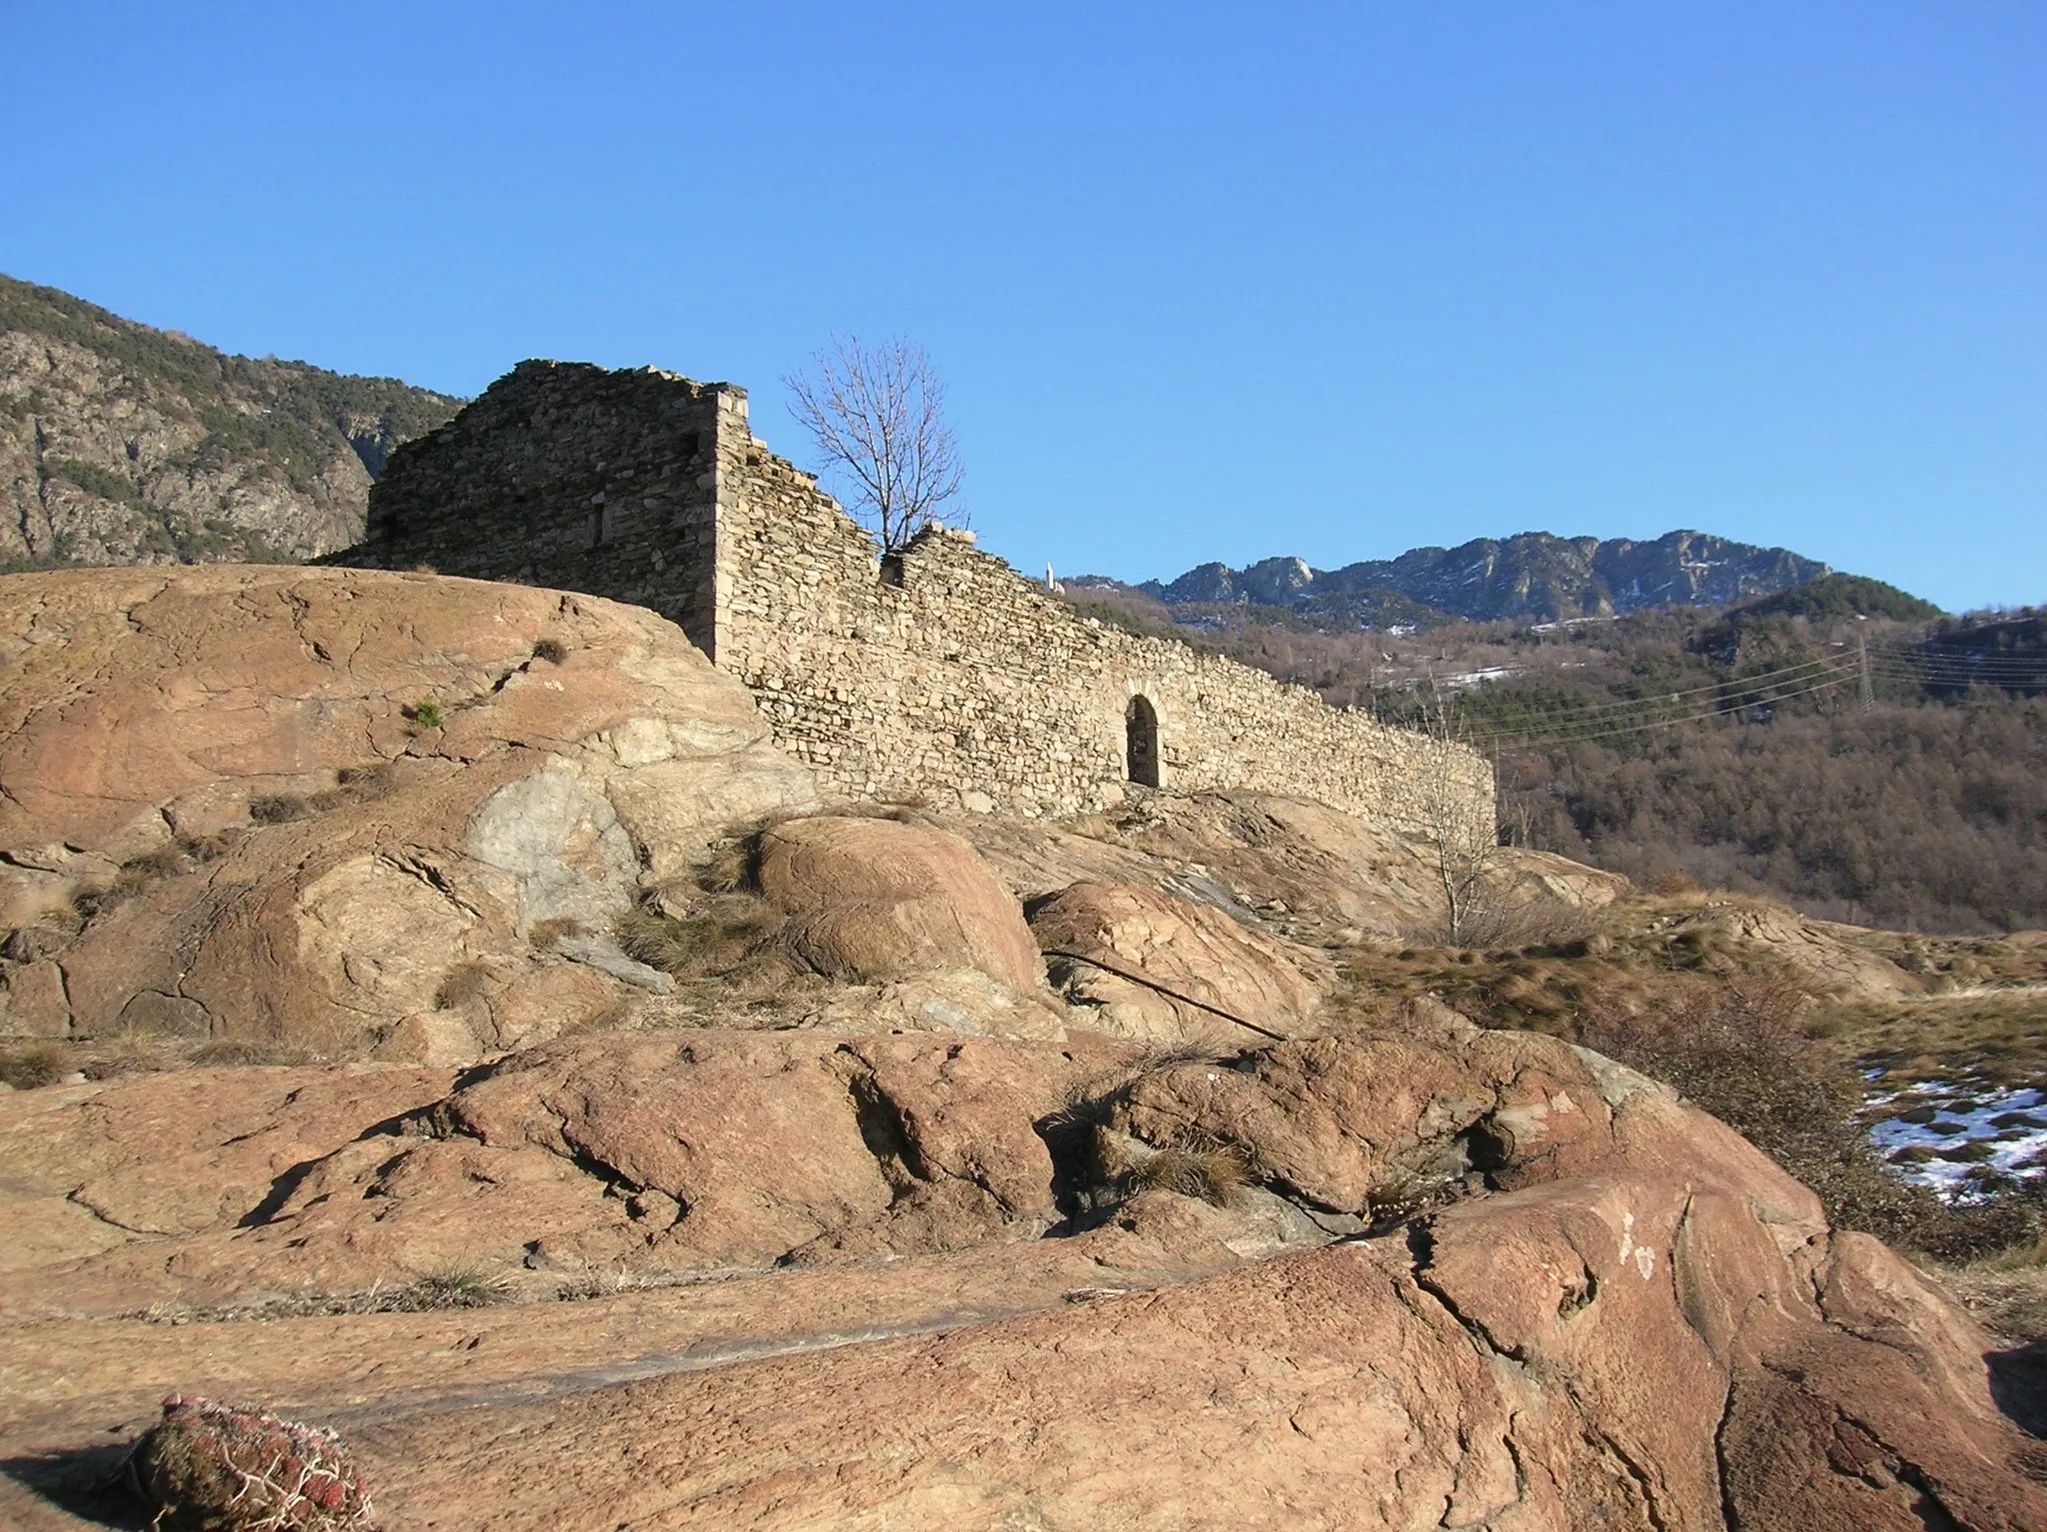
[343,361,1493,833]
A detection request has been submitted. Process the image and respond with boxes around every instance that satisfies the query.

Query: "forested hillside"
[0,275,460,567]
[1065,576,2047,934]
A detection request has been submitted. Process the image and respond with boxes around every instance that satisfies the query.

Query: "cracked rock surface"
[2,1022,2041,1529]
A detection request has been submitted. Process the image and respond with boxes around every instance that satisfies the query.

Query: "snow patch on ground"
[1862,1074,2047,1204]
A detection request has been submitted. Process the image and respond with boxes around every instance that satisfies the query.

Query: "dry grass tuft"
[1132,1133,1253,1207]
[615,906,710,974]
[432,960,491,1010]
[527,915,585,950]
[0,1042,67,1090]
[186,1038,314,1069]
[400,1266,511,1310]
[531,637,569,665]
[615,897,768,978]
[699,835,763,896]
[248,793,312,826]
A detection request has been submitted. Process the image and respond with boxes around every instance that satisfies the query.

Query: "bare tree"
[783,335,965,553]
[1414,681,1507,946]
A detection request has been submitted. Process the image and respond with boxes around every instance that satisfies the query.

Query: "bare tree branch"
[783,335,966,553]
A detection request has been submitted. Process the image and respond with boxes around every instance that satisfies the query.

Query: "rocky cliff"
[0,275,459,567]
[1117,529,1831,627]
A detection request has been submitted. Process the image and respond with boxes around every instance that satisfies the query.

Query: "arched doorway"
[1125,695,1160,788]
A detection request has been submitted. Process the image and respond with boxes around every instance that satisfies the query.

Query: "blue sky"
[2,2,2041,610]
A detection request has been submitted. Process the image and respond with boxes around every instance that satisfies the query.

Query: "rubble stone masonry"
[348,362,1493,830]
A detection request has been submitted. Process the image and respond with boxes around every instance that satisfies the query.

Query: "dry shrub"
[527,915,585,950]
[1133,1133,1252,1207]
[699,834,764,896]
[187,1039,312,1068]
[615,906,706,974]
[530,637,569,665]
[432,960,490,1010]
[180,831,240,863]
[1649,871,1703,897]
[0,1042,66,1090]
[121,844,191,884]
[309,762,397,812]
[125,1393,375,1531]
[248,794,311,826]
[396,1266,508,1310]
[615,901,765,977]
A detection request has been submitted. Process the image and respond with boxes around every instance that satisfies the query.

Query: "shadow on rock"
[1,1441,148,1530]
[1989,1339,2047,1439]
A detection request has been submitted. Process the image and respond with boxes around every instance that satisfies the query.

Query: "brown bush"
[124,1393,375,1531]
[1132,1134,1252,1207]
[432,961,490,1010]
[527,915,585,950]
[0,1042,66,1089]
[531,637,569,665]
[249,794,311,826]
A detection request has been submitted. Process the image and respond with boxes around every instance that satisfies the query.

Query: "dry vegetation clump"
[141,1267,512,1326]
[526,915,585,951]
[431,960,491,1011]
[1128,1132,1253,1207]
[615,906,717,975]
[530,636,569,664]
[124,1393,376,1531]
[186,1038,314,1069]
[614,854,779,981]
[0,1041,67,1089]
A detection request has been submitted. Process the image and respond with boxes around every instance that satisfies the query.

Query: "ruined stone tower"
[346,360,1493,828]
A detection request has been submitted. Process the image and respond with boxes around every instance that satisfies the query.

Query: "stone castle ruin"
[342,360,1493,829]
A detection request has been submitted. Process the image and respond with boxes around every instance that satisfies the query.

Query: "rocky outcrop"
[0,565,819,1056]
[754,815,1045,992]
[1030,879,1334,1041]
[0,274,457,568]
[0,1023,2040,1529]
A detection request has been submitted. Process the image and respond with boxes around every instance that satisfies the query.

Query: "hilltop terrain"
[0,565,2044,1529]
[0,275,459,567]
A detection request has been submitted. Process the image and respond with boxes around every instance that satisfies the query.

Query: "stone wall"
[347,362,1494,832]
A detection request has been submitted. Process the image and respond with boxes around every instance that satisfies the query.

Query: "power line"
[1429,652,1857,725]
[1468,666,1862,748]
[1361,625,2044,754]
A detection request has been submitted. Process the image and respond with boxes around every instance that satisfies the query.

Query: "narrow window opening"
[1125,695,1160,788]
[879,552,906,588]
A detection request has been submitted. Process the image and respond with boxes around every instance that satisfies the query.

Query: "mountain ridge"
[1074,529,1834,628]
